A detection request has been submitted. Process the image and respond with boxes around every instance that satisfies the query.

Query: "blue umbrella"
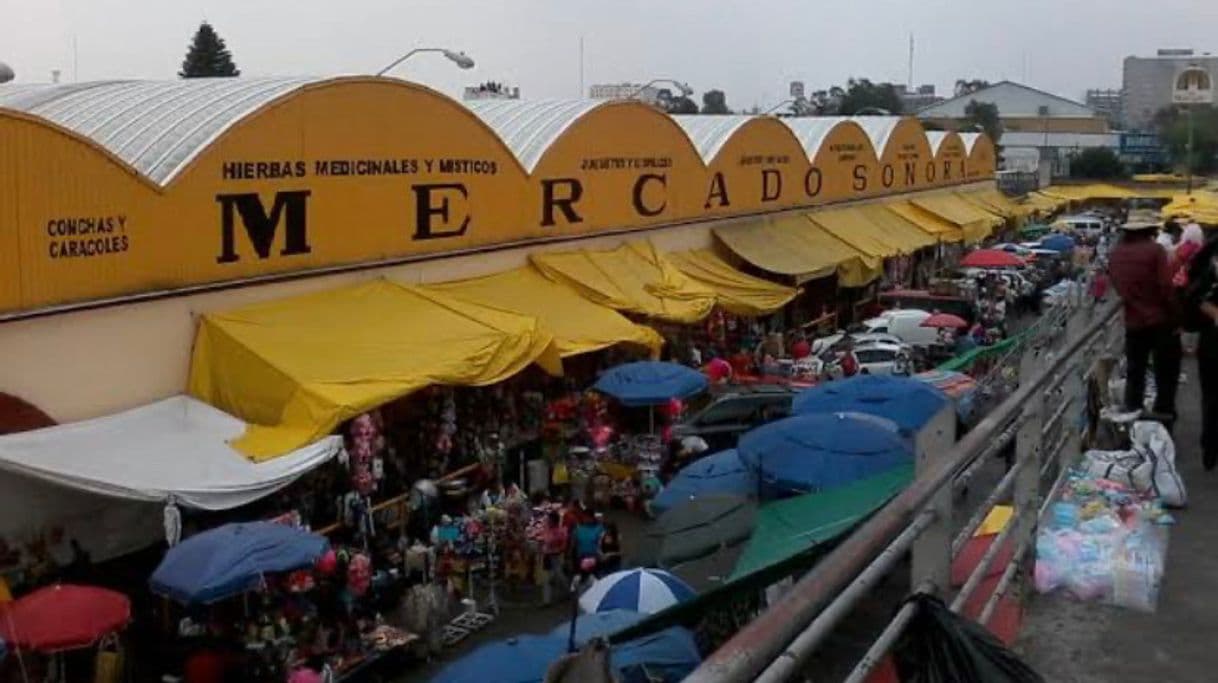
[430,634,567,683]
[737,412,913,499]
[549,612,702,683]
[548,609,646,645]
[593,361,708,407]
[1039,234,1076,252]
[150,522,328,605]
[651,449,757,515]
[792,375,950,435]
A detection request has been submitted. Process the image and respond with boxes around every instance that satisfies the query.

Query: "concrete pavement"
[1019,356,1218,683]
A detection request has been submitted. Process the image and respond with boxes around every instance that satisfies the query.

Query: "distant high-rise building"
[462,82,520,101]
[1085,88,1123,128]
[1122,49,1218,130]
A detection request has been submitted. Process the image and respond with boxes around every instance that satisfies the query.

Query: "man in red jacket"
[1108,221,1181,422]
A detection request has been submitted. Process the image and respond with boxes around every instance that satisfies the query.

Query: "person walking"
[1182,233,1218,469]
[1108,220,1182,423]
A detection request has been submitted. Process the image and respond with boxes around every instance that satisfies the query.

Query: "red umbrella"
[0,584,131,653]
[959,249,1026,268]
[920,313,969,329]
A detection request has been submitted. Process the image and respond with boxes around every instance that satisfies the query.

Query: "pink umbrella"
[921,313,969,329]
[960,249,1026,268]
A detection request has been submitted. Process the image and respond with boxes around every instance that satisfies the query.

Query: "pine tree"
[179,22,240,78]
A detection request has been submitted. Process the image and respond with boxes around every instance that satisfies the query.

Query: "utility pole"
[1186,104,1194,194]
[907,34,914,90]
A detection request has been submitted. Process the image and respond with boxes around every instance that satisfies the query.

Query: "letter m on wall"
[216,190,312,264]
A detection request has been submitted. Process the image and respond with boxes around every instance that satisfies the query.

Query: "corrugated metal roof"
[0,77,318,185]
[671,115,755,162]
[779,116,852,158]
[925,131,948,155]
[465,99,604,172]
[851,116,905,157]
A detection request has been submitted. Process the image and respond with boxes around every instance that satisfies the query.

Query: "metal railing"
[687,286,1121,683]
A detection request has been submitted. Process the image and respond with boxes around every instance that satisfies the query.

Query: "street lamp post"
[628,79,693,100]
[376,48,475,77]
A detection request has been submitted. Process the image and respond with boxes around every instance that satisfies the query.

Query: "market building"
[0,75,1003,557]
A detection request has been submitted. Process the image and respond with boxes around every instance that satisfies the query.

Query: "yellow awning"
[1020,191,1070,213]
[910,193,1000,243]
[667,250,798,316]
[530,241,716,324]
[189,280,563,460]
[959,189,1030,219]
[1040,183,1138,201]
[809,208,907,257]
[884,201,964,243]
[1161,192,1218,226]
[424,267,663,358]
[853,205,939,250]
[713,214,882,287]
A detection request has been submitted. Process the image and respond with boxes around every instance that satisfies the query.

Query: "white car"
[860,309,939,348]
[810,331,905,354]
[826,341,912,377]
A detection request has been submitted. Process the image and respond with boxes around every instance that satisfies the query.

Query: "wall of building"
[0,182,990,425]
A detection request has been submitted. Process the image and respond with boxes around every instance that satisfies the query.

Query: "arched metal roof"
[0,77,318,185]
[465,99,604,172]
[925,130,948,155]
[850,116,905,158]
[780,116,853,158]
[671,115,756,162]
[959,132,982,154]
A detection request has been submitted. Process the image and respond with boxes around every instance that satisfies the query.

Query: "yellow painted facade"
[966,134,998,181]
[931,132,969,188]
[0,78,995,317]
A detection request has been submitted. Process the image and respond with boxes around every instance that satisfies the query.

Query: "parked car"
[670,384,796,451]
[860,309,939,348]
[878,290,976,324]
[824,340,912,378]
[1054,215,1105,239]
[810,330,905,355]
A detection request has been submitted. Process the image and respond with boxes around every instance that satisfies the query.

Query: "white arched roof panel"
[779,116,852,159]
[959,132,982,154]
[671,115,756,162]
[465,99,605,172]
[850,116,904,158]
[925,131,948,155]
[0,77,319,185]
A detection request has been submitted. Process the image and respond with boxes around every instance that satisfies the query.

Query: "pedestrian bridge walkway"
[1019,356,1216,683]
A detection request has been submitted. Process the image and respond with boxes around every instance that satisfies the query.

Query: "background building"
[1123,48,1218,130]
[917,80,1116,178]
[589,82,662,105]
[894,84,942,112]
[462,82,520,101]
[1085,88,1123,128]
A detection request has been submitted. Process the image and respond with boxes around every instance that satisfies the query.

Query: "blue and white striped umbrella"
[579,568,695,614]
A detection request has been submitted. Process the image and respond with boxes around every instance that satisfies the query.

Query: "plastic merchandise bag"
[894,593,1045,683]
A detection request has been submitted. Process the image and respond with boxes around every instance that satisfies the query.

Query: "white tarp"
[0,395,342,510]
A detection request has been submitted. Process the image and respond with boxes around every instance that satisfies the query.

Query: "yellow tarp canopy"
[530,241,716,323]
[959,189,1030,219]
[1040,183,1139,201]
[424,267,663,358]
[810,208,914,257]
[1020,191,1070,214]
[1161,192,1218,226]
[189,279,563,460]
[713,215,882,287]
[910,193,1000,243]
[853,205,939,250]
[667,250,798,316]
[884,202,964,243]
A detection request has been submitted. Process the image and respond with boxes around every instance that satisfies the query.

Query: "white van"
[1054,215,1105,238]
[860,309,940,348]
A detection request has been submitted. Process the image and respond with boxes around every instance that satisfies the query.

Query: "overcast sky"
[3,0,1218,108]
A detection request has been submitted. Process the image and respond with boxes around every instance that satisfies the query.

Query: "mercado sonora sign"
[0,78,993,316]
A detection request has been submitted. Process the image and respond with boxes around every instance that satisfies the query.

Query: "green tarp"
[730,465,914,579]
[937,334,1022,372]
[610,465,915,645]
